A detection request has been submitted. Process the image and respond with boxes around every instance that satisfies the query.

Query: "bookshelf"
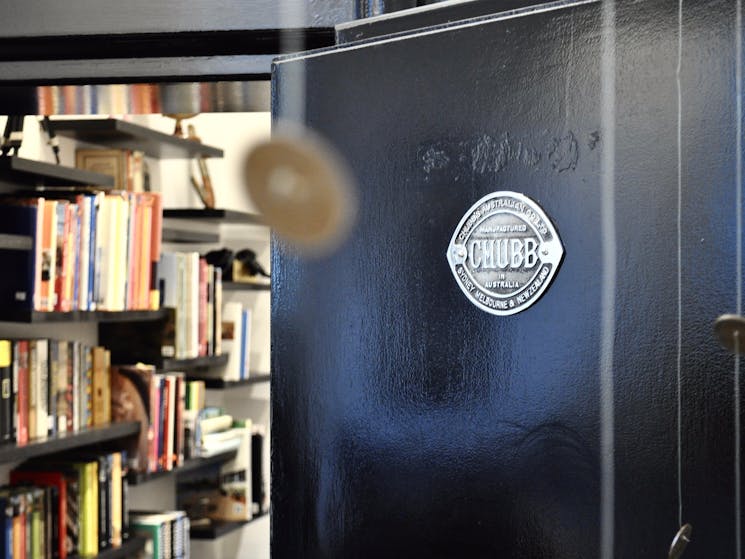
[0,421,140,465]
[127,449,238,486]
[162,227,220,244]
[222,282,270,292]
[0,114,270,559]
[186,373,271,389]
[0,309,168,323]
[161,353,229,373]
[0,156,116,189]
[73,536,148,559]
[163,208,264,225]
[51,118,224,159]
[190,514,267,540]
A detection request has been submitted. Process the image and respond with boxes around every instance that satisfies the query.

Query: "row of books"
[159,252,223,360]
[37,82,255,115]
[0,191,163,313]
[111,365,191,475]
[109,367,267,518]
[131,510,189,559]
[0,339,112,445]
[1,450,128,559]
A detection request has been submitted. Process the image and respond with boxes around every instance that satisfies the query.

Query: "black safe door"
[271,1,744,557]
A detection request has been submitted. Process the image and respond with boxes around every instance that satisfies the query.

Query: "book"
[110,364,157,473]
[0,341,11,444]
[0,493,13,559]
[130,514,162,559]
[13,340,29,445]
[218,303,244,381]
[241,308,251,380]
[48,339,59,438]
[0,203,40,313]
[91,347,110,427]
[40,200,58,312]
[252,426,267,515]
[110,452,122,548]
[10,470,69,559]
[53,201,71,312]
[198,259,208,357]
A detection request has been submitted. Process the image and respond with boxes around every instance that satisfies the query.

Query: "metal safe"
[271,1,744,556]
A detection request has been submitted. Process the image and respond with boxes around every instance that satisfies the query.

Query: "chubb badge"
[447,191,564,316]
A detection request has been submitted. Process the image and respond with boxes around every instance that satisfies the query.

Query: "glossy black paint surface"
[272,1,743,556]
[338,0,547,43]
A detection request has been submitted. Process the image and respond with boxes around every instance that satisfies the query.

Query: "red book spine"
[54,204,70,312]
[65,343,73,434]
[198,258,208,357]
[16,341,29,446]
[162,378,171,471]
[10,471,68,559]
[148,193,163,310]
[149,379,159,473]
[175,375,185,467]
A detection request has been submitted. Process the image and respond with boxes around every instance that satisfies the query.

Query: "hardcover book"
[0,204,39,313]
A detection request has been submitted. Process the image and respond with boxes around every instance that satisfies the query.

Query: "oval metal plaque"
[446,191,564,316]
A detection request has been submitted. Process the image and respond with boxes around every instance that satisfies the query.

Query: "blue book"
[240,310,248,380]
[71,205,81,311]
[0,204,38,312]
[0,493,13,559]
[88,196,98,311]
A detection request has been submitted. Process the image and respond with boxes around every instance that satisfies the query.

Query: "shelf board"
[51,118,224,159]
[222,282,270,292]
[163,208,264,225]
[0,421,140,465]
[186,373,270,389]
[127,449,237,486]
[162,227,220,244]
[0,156,115,189]
[161,353,229,372]
[189,512,268,540]
[71,536,148,559]
[0,308,168,323]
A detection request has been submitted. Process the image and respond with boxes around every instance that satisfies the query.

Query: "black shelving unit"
[161,353,229,373]
[189,512,268,540]
[162,227,220,244]
[71,536,148,559]
[163,208,264,225]
[222,282,270,292]
[0,156,115,189]
[186,373,270,389]
[51,119,224,159]
[127,449,238,486]
[0,422,140,465]
[0,308,168,323]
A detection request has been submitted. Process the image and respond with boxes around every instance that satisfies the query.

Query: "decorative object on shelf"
[186,123,216,209]
[164,113,198,138]
[204,248,270,286]
[40,116,61,164]
[233,249,270,285]
[244,123,357,255]
[1,115,24,157]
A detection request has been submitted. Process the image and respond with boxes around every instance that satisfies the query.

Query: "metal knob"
[668,524,692,559]
[715,314,745,353]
